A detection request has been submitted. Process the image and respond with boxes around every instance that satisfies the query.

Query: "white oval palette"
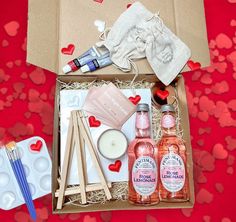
[0,136,52,210]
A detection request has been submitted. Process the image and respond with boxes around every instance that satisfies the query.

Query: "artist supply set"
[1,0,211,218]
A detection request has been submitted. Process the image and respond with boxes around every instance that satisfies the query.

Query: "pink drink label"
[160,153,185,192]
[136,113,150,129]
[161,114,175,128]
[132,156,157,196]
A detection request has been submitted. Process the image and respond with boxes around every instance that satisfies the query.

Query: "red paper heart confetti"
[225,136,236,151]
[221,218,232,222]
[100,211,112,222]
[200,74,213,85]
[4,21,20,36]
[61,44,75,55]
[187,60,201,71]
[215,183,224,193]
[196,188,213,204]
[108,160,122,172]
[83,215,97,222]
[29,67,46,85]
[231,19,236,26]
[227,167,234,175]
[227,155,235,166]
[89,116,101,127]
[228,99,236,111]
[146,214,157,222]
[211,81,229,94]
[2,39,9,47]
[212,143,228,159]
[181,208,193,217]
[197,111,209,122]
[30,140,43,152]
[215,33,233,49]
[129,95,141,105]
[156,89,169,100]
[203,216,211,222]
[191,71,201,81]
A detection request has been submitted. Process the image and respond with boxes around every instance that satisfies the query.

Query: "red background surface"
[0,0,236,221]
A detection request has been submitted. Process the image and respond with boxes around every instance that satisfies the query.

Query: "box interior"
[27,0,210,75]
[52,74,195,213]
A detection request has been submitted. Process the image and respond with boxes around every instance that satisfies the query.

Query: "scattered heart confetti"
[83,215,97,222]
[231,19,236,26]
[197,172,207,183]
[6,61,14,68]
[215,183,224,193]
[4,21,20,36]
[198,111,209,122]
[221,218,232,222]
[196,188,213,204]
[89,116,101,127]
[187,60,201,71]
[227,166,234,175]
[211,81,229,94]
[226,136,236,151]
[203,216,211,222]
[227,154,235,165]
[61,44,75,55]
[30,140,43,152]
[68,214,80,221]
[94,20,106,32]
[228,99,236,111]
[215,33,233,49]
[108,160,122,172]
[129,95,141,105]
[100,211,112,222]
[212,143,228,159]
[29,67,46,85]
[191,71,201,81]
[146,214,158,222]
[36,207,49,220]
[181,208,193,217]
[156,89,169,100]
[2,39,9,47]
[200,74,213,85]
[0,87,8,95]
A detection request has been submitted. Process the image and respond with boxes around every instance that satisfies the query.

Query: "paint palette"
[0,136,52,210]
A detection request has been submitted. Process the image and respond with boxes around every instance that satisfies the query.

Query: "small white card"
[60,88,151,185]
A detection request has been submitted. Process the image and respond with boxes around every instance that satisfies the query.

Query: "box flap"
[27,0,210,75]
[27,0,59,73]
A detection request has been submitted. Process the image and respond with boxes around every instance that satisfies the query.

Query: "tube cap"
[161,104,175,113]
[137,103,149,112]
[81,65,90,73]
[62,64,72,74]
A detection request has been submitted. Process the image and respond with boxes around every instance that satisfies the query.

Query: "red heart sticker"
[127,3,132,8]
[94,0,103,3]
[61,44,75,55]
[156,89,169,100]
[30,140,43,152]
[108,160,122,172]
[187,60,201,71]
[129,95,141,105]
[89,116,101,127]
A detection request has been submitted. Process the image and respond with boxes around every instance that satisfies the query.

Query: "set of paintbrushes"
[5,142,37,221]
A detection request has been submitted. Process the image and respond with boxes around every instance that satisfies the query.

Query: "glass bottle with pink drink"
[128,104,159,205]
[158,104,189,202]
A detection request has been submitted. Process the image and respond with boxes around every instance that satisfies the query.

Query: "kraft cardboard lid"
[27,0,210,75]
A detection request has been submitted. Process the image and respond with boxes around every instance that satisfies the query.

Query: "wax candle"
[97,129,128,159]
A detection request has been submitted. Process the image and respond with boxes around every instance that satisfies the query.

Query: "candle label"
[160,153,185,192]
[132,156,157,196]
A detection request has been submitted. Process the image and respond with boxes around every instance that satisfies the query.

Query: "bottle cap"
[161,104,175,113]
[81,65,90,73]
[137,103,149,112]
[62,64,72,74]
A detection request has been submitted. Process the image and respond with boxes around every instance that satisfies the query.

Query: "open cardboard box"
[26,0,210,213]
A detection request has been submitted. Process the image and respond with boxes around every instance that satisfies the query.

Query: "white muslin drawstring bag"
[98,2,191,86]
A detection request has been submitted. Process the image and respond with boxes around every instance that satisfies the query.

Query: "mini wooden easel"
[56,110,112,209]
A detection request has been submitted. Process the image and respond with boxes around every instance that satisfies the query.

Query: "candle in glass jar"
[97,129,128,159]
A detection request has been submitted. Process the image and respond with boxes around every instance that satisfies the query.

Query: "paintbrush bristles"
[5,141,20,161]
[5,141,16,150]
